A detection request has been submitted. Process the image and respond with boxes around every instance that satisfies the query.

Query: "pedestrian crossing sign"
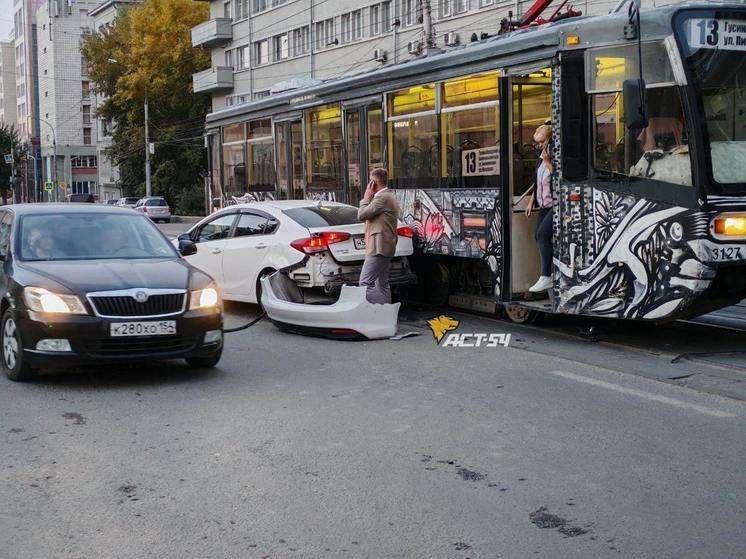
[44,181,54,192]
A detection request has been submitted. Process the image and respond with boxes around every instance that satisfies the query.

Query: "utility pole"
[144,96,152,197]
[420,0,439,55]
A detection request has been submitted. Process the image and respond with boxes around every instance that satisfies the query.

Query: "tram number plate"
[711,247,743,262]
[353,236,366,250]
[110,321,177,337]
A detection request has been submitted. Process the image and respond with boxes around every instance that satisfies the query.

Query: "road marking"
[547,370,737,418]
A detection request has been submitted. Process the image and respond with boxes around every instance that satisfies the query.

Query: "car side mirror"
[623,78,648,130]
[178,233,191,242]
[179,239,197,257]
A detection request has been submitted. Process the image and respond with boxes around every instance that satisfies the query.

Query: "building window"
[81,56,89,78]
[370,5,380,35]
[440,0,468,18]
[403,0,421,26]
[225,49,233,67]
[341,13,351,43]
[82,106,91,125]
[83,128,92,145]
[72,181,96,194]
[352,10,362,40]
[293,26,309,57]
[71,155,97,167]
[254,90,270,100]
[254,39,269,65]
[325,18,336,47]
[315,21,325,50]
[235,0,248,20]
[478,0,493,6]
[273,33,289,61]
[251,0,267,14]
[223,0,231,18]
[82,80,90,99]
[382,1,392,32]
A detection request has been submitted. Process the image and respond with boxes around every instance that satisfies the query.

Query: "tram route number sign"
[462,147,500,177]
[687,18,746,52]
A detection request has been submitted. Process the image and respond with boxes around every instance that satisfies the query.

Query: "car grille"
[90,293,185,317]
[85,335,197,358]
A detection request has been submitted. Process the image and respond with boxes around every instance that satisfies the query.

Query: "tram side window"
[368,107,384,170]
[441,72,500,188]
[387,84,438,188]
[587,43,692,187]
[222,123,247,195]
[247,119,275,191]
[305,104,344,191]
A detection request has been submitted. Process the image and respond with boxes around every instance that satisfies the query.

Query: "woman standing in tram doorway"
[526,124,554,294]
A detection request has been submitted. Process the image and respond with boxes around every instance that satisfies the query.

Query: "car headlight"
[190,286,220,310]
[24,287,87,315]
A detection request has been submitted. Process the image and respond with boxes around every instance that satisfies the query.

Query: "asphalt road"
[1,221,745,558]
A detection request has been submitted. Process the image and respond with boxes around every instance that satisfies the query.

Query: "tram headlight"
[712,214,746,239]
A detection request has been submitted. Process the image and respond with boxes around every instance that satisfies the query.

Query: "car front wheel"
[1,309,37,381]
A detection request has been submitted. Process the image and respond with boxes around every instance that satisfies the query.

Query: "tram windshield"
[676,11,746,193]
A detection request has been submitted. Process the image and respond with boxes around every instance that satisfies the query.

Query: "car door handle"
[256,244,267,249]
[212,248,222,254]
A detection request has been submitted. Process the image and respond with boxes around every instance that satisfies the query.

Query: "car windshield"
[18,213,177,261]
[283,205,359,227]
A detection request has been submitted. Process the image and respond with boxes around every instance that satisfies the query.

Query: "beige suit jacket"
[357,189,400,257]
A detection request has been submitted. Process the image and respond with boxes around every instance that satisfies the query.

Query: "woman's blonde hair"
[535,124,552,141]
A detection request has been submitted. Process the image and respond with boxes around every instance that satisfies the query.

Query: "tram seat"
[511,195,542,295]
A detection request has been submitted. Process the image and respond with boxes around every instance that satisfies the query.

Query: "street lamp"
[28,115,57,202]
[108,58,151,197]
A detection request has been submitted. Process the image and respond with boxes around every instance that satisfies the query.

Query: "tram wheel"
[504,304,540,325]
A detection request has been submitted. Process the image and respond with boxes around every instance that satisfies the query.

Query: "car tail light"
[397,226,414,238]
[290,231,351,254]
[142,206,148,213]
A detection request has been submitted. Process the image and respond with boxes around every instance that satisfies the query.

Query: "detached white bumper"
[260,273,400,340]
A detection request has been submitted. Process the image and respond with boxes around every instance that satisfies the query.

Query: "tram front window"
[588,42,691,186]
[387,84,438,188]
[676,11,746,191]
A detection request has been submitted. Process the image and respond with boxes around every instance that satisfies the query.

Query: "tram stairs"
[694,300,746,330]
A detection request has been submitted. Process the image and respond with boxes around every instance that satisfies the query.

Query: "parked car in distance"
[104,199,118,205]
[175,200,415,305]
[116,197,140,209]
[0,204,223,381]
[65,193,95,203]
[135,197,171,223]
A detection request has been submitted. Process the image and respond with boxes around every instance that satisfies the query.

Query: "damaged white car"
[176,201,415,304]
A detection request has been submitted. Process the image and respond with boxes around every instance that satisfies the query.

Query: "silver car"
[116,197,141,209]
[134,197,172,223]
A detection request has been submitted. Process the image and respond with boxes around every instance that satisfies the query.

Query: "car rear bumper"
[260,272,400,340]
[290,256,416,292]
[18,309,222,368]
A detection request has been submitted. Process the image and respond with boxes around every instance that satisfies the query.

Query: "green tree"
[81,0,210,214]
[0,124,27,205]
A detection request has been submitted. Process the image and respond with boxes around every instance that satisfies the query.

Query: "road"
[0,223,745,558]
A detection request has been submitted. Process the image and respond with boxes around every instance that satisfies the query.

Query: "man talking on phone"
[357,168,400,304]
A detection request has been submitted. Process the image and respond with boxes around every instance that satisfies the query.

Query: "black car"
[0,204,221,381]
[66,193,95,203]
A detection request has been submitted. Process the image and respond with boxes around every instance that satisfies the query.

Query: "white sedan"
[175,200,415,304]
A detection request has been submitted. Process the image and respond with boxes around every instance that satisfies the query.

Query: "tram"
[205,1,746,324]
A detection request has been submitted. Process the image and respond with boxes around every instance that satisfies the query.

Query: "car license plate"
[353,236,366,250]
[110,321,176,337]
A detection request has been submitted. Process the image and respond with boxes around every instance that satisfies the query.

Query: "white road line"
[547,370,738,418]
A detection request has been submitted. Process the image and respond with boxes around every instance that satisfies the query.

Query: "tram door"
[343,102,384,205]
[274,120,304,200]
[508,69,553,296]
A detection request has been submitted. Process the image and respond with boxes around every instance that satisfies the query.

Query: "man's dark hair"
[371,168,388,186]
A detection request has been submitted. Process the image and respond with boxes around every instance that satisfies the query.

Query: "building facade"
[89,0,140,202]
[0,40,18,127]
[36,0,102,201]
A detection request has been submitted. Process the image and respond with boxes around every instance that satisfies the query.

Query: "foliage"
[81,0,210,213]
[0,124,27,204]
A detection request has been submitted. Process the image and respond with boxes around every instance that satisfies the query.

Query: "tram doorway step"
[449,293,499,314]
[515,300,553,313]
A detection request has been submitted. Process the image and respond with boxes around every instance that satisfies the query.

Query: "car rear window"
[125,198,139,203]
[283,205,359,228]
[146,199,168,207]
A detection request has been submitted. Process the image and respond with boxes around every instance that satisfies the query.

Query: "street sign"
[148,142,155,155]
[44,181,54,192]
[3,154,12,164]
[60,182,66,190]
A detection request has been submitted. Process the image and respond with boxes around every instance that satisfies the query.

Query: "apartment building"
[36,0,102,201]
[13,0,43,144]
[89,0,140,201]
[0,41,17,127]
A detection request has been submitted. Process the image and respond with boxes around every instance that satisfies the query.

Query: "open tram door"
[503,64,554,322]
[274,117,304,200]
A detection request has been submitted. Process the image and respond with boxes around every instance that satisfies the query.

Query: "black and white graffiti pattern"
[555,191,716,320]
[396,189,502,297]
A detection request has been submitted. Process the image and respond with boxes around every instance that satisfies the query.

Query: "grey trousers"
[359,255,392,304]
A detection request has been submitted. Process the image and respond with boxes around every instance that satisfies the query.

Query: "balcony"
[193,66,234,93]
[191,18,233,48]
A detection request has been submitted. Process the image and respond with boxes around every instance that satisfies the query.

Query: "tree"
[82,0,210,214]
[0,124,27,205]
